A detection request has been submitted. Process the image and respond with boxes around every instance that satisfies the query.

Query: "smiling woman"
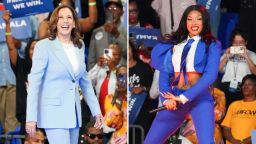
[25,5,103,144]
[145,5,222,144]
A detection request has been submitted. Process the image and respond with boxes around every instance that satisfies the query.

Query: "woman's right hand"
[163,99,177,110]
[25,121,36,137]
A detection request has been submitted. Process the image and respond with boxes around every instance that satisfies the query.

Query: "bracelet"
[89,2,96,6]
[5,32,11,36]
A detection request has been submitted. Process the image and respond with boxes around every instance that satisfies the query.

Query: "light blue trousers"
[45,127,79,144]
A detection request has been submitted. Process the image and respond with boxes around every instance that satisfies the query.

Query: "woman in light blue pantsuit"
[145,5,221,144]
[25,5,103,144]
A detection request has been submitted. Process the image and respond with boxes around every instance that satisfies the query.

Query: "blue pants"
[144,88,215,144]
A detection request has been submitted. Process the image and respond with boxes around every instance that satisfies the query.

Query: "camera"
[230,46,245,54]
[104,48,113,58]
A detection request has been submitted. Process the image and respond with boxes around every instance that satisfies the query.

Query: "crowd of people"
[0,0,255,144]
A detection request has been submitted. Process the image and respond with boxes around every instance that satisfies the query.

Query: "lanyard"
[232,60,239,81]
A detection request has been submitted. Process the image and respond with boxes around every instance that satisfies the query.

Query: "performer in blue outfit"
[25,5,103,144]
[145,5,222,144]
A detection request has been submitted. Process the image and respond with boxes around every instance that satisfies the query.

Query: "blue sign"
[3,0,53,18]
[128,91,147,124]
[129,26,161,48]
[197,0,221,36]
[0,11,32,42]
[75,0,81,18]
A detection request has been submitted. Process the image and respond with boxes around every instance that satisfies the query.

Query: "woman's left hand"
[161,92,182,103]
[239,46,249,59]
[94,114,104,129]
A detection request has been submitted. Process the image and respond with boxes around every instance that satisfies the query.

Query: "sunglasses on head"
[87,133,103,139]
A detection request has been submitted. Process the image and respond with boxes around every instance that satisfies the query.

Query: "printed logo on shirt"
[129,74,140,88]
[233,109,256,118]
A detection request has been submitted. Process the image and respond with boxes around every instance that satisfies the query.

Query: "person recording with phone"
[219,28,256,109]
[88,0,127,70]
[104,65,127,144]
[88,43,123,116]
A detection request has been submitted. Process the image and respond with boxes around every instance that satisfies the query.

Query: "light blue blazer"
[151,40,222,103]
[26,38,101,128]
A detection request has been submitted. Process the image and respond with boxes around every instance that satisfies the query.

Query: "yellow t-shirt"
[221,100,256,144]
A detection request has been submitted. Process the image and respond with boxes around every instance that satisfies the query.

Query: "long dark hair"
[171,5,215,47]
[48,5,83,48]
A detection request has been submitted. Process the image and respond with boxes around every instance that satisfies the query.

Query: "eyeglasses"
[107,7,119,11]
[87,133,103,139]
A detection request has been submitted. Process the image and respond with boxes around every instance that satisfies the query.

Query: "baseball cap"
[105,0,123,9]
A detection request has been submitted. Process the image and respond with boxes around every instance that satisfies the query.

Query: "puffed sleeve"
[151,43,174,103]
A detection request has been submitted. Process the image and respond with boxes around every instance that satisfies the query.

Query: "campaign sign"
[0,2,5,10]
[3,0,53,18]
[0,11,32,42]
[128,91,147,124]
[129,26,161,48]
[75,0,81,18]
[197,0,221,34]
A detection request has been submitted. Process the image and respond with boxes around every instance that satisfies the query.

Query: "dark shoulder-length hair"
[48,5,83,48]
[171,5,215,46]
[230,28,248,45]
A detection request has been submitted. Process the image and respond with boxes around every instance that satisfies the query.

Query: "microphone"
[149,106,166,114]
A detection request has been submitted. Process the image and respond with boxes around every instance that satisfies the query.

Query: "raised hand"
[2,10,11,23]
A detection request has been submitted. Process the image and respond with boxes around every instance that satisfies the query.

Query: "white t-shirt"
[221,50,256,83]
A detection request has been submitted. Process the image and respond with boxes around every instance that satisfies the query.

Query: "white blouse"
[62,43,79,75]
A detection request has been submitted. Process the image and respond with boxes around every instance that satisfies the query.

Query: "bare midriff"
[174,72,202,90]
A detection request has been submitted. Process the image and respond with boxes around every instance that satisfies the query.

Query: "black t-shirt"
[129,60,153,88]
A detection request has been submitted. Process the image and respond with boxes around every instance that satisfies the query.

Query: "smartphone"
[104,48,113,59]
[230,46,245,54]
